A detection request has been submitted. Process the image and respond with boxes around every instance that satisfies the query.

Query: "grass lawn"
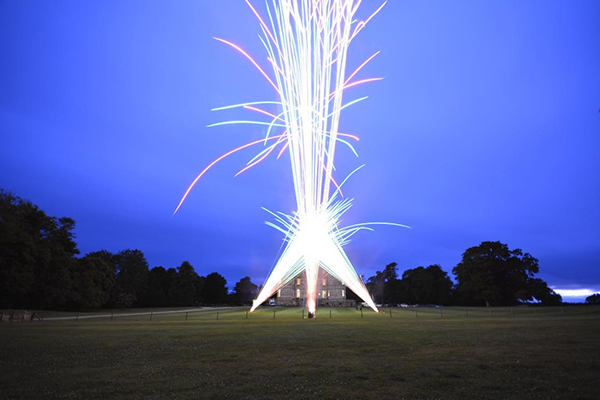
[0,306,598,399]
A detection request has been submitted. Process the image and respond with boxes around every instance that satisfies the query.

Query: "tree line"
[1,190,570,310]
[0,191,257,310]
[364,241,563,307]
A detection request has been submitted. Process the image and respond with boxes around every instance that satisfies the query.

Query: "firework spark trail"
[175,0,407,315]
[248,0,393,314]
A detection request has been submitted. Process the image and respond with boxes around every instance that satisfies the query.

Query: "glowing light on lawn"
[175,0,408,315]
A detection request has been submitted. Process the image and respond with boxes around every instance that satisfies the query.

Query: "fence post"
[489,308,492,317]
[415,309,418,318]
[465,309,468,318]
[150,312,153,321]
[217,311,219,320]
[185,312,188,321]
[111,312,114,321]
[41,312,44,321]
[76,312,79,322]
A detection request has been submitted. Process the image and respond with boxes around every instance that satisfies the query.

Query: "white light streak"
[176,0,405,316]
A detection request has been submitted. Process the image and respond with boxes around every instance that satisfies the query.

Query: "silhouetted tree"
[366,262,399,304]
[401,265,453,305]
[585,293,600,304]
[453,241,551,306]
[169,261,203,306]
[35,216,79,310]
[143,266,172,307]
[86,250,115,268]
[201,272,228,305]
[0,191,41,308]
[115,293,137,310]
[69,255,115,309]
[366,271,384,304]
[113,249,149,307]
[86,250,120,307]
[233,277,258,305]
[0,191,79,309]
[529,278,562,305]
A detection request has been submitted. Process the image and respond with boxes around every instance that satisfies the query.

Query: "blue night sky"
[1,1,599,301]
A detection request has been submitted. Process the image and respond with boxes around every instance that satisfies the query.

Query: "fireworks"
[175,0,408,315]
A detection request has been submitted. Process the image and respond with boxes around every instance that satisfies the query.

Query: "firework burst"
[175,0,408,315]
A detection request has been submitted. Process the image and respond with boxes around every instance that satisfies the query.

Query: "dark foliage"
[169,261,203,306]
[452,241,561,306]
[366,262,398,304]
[233,276,258,305]
[0,191,240,310]
[113,249,149,307]
[69,255,115,309]
[365,263,453,306]
[0,190,567,311]
[586,293,600,304]
[0,191,79,309]
[202,272,228,305]
[143,266,176,307]
[400,265,453,305]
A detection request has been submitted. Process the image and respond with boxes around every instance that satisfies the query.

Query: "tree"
[453,241,551,306]
[366,262,399,304]
[113,249,149,307]
[33,216,79,310]
[86,250,120,307]
[0,191,40,308]
[233,277,258,305]
[143,267,172,307]
[201,272,228,305]
[0,191,79,309]
[115,293,137,310]
[529,278,562,305]
[586,293,600,304]
[366,270,385,304]
[169,261,203,306]
[401,265,453,305]
[69,255,115,309]
[86,250,115,268]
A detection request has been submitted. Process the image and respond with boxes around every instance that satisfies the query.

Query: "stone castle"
[275,268,356,307]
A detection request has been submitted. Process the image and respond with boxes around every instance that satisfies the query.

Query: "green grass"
[1,306,599,399]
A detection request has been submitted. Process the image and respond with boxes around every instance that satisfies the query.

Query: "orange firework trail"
[175,0,409,316]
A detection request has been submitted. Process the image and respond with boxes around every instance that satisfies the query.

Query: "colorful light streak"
[175,0,408,316]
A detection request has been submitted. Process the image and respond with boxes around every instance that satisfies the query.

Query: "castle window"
[277,289,281,298]
[322,278,326,286]
[296,289,300,298]
[342,290,345,297]
[296,278,301,286]
[322,290,327,298]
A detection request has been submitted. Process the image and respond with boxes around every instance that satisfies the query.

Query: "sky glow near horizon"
[0,0,598,297]
[552,288,597,302]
